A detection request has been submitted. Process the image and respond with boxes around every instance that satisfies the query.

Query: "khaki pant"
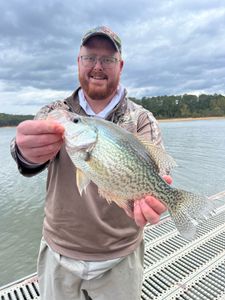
[37,239,144,300]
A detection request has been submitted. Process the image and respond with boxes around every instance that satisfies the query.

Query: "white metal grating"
[1,192,225,300]
[141,198,225,300]
[0,275,39,300]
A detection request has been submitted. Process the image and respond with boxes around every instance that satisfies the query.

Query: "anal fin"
[98,188,128,208]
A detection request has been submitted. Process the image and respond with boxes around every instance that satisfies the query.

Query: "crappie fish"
[48,109,214,240]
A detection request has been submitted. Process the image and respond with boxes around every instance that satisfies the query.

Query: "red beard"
[79,71,120,100]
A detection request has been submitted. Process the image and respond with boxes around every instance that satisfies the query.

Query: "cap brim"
[82,32,120,53]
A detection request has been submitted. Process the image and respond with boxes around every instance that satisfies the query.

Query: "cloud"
[1,0,225,114]
[0,82,72,115]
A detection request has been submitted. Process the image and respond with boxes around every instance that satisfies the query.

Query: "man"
[11,26,171,300]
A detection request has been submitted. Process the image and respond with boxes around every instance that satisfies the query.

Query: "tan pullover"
[11,87,164,261]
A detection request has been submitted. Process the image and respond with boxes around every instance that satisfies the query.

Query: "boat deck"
[1,191,225,300]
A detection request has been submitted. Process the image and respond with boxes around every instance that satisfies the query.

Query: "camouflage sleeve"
[11,100,70,177]
[34,100,70,120]
[137,110,165,149]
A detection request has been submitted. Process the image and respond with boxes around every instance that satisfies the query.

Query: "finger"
[139,198,162,224]
[144,196,167,214]
[22,140,63,157]
[27,150,60,164]
[17,133,64,149]
[162,175,173,185]
[133,201,147,227]
[18,139,63,164]
[17,120,65,135]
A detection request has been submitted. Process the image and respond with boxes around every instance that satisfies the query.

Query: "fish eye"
[73,117,80,124]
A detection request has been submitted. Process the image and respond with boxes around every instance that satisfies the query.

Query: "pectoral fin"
[76,168,91,195]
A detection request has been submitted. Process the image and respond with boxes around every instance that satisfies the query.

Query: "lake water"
[0,119,225,286]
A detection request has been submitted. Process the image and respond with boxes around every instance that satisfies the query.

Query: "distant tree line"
[0,113,34,127]
[130,93,225,119]
[1,94,225,126]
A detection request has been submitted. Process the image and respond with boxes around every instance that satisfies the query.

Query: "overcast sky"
[1,0,225,114]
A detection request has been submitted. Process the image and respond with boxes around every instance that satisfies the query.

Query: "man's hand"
[125,175,172,227]
[16,120,65,164]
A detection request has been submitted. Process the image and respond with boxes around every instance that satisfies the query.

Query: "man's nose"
[93,58,103,69]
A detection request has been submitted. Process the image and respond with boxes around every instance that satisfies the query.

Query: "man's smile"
[89,73,108,81]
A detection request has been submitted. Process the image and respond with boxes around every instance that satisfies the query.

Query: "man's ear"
[120,59,124,72]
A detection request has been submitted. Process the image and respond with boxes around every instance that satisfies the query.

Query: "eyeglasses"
[80,55,120,69]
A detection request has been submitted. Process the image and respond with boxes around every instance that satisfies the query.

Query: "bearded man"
[11,26,171,300]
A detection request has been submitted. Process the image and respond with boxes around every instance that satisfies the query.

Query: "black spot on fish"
[73,117,80,123]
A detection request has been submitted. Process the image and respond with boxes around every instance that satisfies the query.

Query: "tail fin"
[169,189,215,240]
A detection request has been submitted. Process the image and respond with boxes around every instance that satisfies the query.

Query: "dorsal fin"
[137,137,177,175]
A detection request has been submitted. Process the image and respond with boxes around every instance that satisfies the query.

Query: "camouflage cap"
[81,26,122,54]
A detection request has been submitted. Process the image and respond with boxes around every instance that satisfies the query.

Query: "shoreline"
[158,116,225,122]
[0,116,225,128]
